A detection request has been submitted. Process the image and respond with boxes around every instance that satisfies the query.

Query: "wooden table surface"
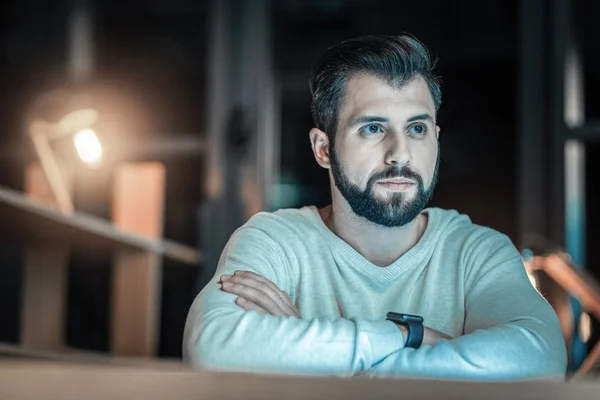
[0,361,598,400]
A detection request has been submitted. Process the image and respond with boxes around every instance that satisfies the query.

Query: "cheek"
[413,144,438,182]
[344,158,372,186]
[338,142,374,183]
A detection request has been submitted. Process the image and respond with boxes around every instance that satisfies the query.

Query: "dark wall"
[274,0,518,239]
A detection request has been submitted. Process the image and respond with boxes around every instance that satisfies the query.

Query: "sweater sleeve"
[366,232,567,380]
[182,226,403,376]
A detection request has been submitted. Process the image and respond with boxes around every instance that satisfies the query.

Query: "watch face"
[386,312,424,323]
[399,314,424,323]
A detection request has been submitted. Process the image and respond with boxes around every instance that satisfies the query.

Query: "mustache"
[369,166,423,184]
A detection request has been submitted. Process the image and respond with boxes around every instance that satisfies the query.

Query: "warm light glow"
[521,254,538,290]
[579,312,592,343]
[526,269,538,289]
[58,108,99,135]
[74,128,102,167]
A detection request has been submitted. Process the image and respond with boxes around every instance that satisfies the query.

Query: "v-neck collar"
[301,205,441,282]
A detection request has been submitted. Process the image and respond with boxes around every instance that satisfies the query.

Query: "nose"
[384,134,411,167]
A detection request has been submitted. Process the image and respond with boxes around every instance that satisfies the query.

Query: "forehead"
[339,74,436,125]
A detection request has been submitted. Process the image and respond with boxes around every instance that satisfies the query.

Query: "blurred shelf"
[0,134,206,162]
[0,341,188,371]
[0,185,201,266]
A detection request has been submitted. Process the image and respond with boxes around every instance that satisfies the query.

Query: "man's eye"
[408,124,428,136]
[360,124,383,135]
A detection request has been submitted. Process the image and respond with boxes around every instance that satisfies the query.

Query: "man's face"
[329,74,440,227]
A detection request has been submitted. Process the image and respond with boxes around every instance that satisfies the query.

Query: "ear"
[435,125,441,140]
[309,128,331,169]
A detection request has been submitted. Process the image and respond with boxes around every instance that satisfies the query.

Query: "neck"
[319,194,427,267]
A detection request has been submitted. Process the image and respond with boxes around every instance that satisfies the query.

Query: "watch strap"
[386,312,424,349]
[403,319,424,348]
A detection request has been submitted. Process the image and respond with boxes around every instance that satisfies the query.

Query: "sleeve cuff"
[355,319,405,368]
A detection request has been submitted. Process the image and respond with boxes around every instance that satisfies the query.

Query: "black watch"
[386,312,424,349]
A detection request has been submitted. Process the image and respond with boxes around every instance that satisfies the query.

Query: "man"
[183,35,566,380]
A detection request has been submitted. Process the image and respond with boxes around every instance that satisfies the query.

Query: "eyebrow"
[349,113,435,127]
[348,115,389,126]
[407,113,435,124]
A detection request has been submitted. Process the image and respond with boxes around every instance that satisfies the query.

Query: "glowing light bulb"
[73,128,102,168]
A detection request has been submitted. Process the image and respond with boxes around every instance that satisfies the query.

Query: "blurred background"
[0,0,598,377]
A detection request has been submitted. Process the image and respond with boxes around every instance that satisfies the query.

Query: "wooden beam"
[111,250,162,357]
[110,163,165,357]
[20,164,70,351]
[20,248,69,351]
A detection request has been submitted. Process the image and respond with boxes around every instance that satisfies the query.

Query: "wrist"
[386,312,424,349]
[393,322,409,347]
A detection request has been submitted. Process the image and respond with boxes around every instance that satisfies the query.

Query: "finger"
[220,281,286,316]
[230,271,292,310]
[219,274,232,282]
[282,290,296,310]
[268,287,299,318]
[234,271,295,310]
[228,273,285,306]
[230,272,298,316]
[222,279,301,318]
[235,297,269,315]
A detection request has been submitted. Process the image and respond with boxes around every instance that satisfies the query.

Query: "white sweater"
[183,206,566,380]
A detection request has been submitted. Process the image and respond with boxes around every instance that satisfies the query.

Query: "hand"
[220,270,301,318]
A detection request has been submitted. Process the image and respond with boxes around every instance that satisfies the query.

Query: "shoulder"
[241,206,318,236]
[230,206,318,247]
[430,207,518,261]
[221,207,318,284]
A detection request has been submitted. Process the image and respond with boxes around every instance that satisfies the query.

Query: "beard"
[329,147,440,228]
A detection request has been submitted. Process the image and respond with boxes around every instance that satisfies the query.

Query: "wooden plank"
[111,250,161,356]
[0,184,200,265]
[111,163,164,357]
[0,362,598,400]
[20,248,69,351]
[20,164,69,351]
[111,163,165,239]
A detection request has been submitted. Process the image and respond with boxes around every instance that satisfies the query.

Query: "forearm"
[367,317,567,380]
[369,235,564,380]
[183,288,403,376]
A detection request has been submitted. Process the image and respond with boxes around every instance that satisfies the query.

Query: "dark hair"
[309,35,442,143]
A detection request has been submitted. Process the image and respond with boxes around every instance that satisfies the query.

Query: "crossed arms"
[183,228,567,380]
